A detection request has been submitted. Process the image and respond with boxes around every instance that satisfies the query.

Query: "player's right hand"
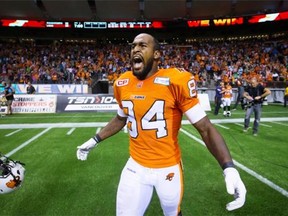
[76,138,97,161]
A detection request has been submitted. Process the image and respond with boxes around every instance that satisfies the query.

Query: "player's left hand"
[223,167,246,211]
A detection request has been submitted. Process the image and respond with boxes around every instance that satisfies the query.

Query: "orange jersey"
[223,85,232,98]
[114,68,199,168]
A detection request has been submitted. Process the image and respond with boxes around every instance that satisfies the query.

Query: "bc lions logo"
[6,176,21,188]
[165,173,175,181]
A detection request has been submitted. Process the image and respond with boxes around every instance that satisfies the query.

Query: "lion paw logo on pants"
[165,173,175,181]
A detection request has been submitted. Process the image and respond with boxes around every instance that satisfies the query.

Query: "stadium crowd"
[0,37,287,88]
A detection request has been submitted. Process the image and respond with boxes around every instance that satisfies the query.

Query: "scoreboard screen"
[1,11,287,29]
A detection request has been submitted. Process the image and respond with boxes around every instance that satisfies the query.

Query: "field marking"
[0,122,108,129]
[234,123,243,127]
[3,111,287,119]
[182,117,288,125]
[5,127,52,157]
[96,127,101,134]
[214,124,230,129]
[260,123,272,128]
[180,128,288,198]
[67,128,76,135]
[235,122,272,128]
[2,118,288,198]
[1,117,287,129]
[271,122,288,126]
[5,129,22,137]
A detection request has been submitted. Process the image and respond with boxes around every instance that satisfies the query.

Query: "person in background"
[0,81,6,93]
[243,77,271,136]
[4,82,15,115]
[0,81,7,116]
[26,82,36,94]
[76,33,246,216]
[284,84,288,107]
[232,78,245,110]
[222,82,233,117]
[214,81,224,115]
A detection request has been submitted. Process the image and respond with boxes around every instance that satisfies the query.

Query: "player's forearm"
[206,132,232,167]
[199,125,233,167]
[97,115,127,141]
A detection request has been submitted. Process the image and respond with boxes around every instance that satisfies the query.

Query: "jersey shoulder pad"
[163,68,193,85]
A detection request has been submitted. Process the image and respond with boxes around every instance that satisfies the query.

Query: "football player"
[77,33,246,215]
[222,82,233,117]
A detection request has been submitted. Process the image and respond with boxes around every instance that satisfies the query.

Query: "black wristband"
[222,161,235,170]
[92,134,102,143]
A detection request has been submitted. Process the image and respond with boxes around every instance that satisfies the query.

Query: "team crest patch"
[165,173,175,181]
[137,81,143,88]
[154,77,170,86]
[116,79,129,86]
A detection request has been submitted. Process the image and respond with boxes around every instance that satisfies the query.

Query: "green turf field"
[0,104,287,216]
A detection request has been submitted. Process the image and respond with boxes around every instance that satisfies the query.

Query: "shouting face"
[130,33,159,80]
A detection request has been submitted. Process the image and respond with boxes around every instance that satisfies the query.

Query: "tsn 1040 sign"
[67,96,116,104]
[63,95,118,112]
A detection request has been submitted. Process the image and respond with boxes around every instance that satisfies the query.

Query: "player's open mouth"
[132,56,143,71]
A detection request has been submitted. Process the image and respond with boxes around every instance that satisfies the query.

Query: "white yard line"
[234,122,271,128]
[1,117,287,129]
[5,129,22,137]
[271,122,288,126]
[96,127,101,134]
[67,128,76,135]
[179,128,288,198]
[5,127,52,157]
[260,123,272,127]
[214,124,230,129]
[0,122,108,129]
[182,117,288,125]
[235,123,243,127]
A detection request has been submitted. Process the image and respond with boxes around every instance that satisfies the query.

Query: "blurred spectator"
[232,78,245,110]
[284,84,288,107]
[0,80,6,93]
[0,37,287,90]
[214,81,224,115]
[26,81,36,94]
[4,82,15,115]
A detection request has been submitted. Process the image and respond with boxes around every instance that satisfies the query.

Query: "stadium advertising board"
[13,84,88,94]
[73,21,163,29]
[187,17,244,27]
[12,95,57,113]
[1,93,215,114]
[56,94,211,112]
[248,11,288,23]
[1,11,288,29]
[56,94,118,112]
[74,22,107,29]
[0,20,71,28]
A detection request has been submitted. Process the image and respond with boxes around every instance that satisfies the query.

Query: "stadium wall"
[1,86,284,114]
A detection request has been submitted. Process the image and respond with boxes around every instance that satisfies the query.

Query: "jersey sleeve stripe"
[184,103,206,124]
[117,107,127,117]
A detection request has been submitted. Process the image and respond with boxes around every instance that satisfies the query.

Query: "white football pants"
[222,98,232,106]
[116,157,183,216]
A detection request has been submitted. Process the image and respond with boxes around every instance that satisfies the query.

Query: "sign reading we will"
[13,84,88,94]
